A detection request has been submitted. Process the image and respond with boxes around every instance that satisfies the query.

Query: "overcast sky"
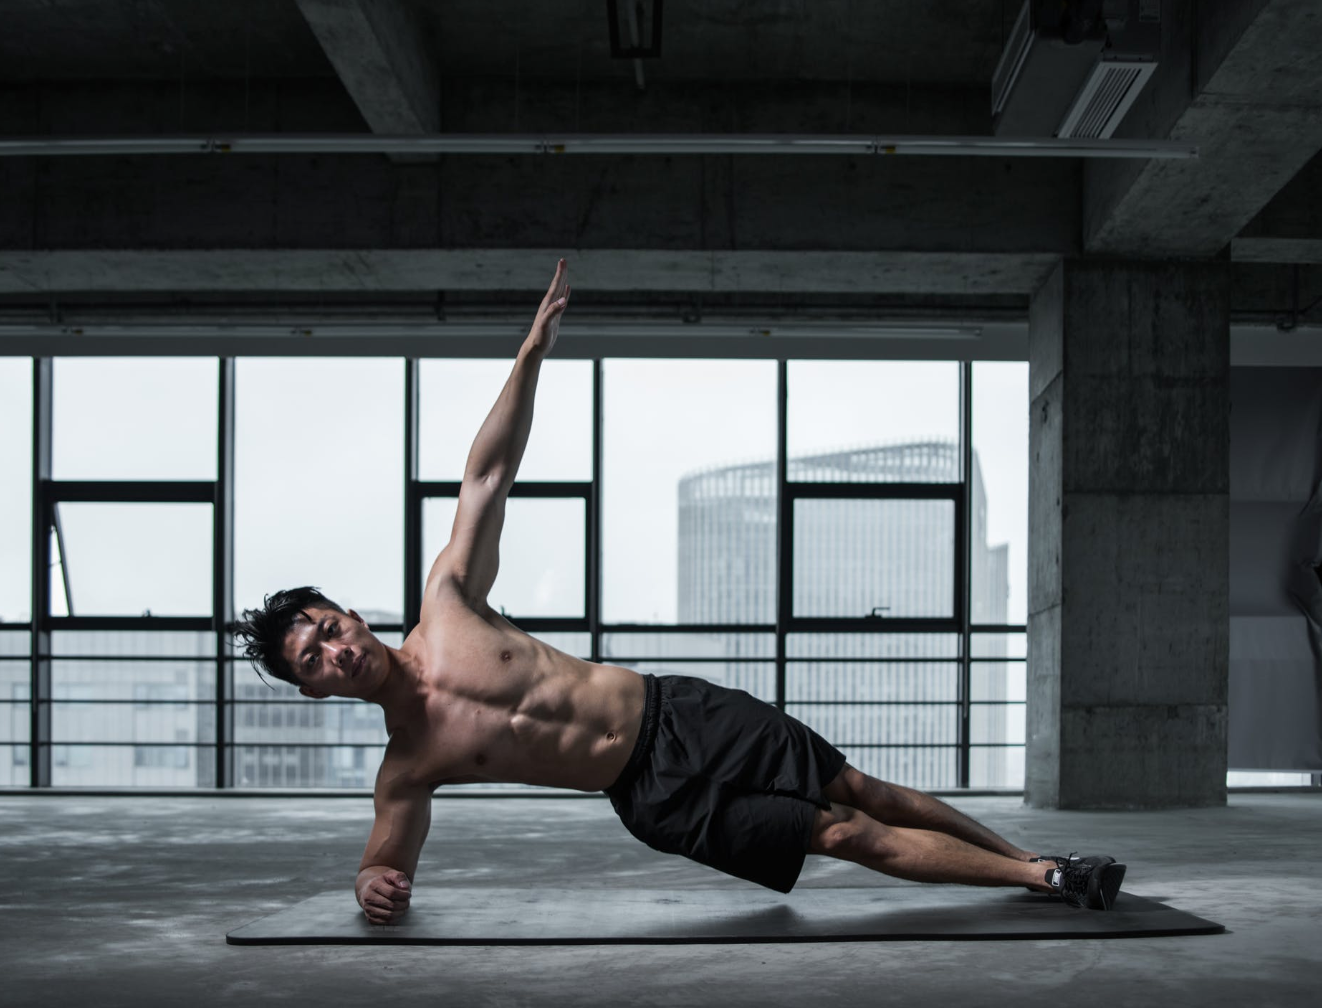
[0,353,1027,627]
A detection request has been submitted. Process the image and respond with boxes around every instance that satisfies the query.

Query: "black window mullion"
[47,481,215,503]
[44,616,214,632]
[214,356,235,789]
[414,481,592,498]
[588,359,603,663]
[958,361,974,789]
[30,357,52,788]
[404,358,422,636]
[775,359,788,711]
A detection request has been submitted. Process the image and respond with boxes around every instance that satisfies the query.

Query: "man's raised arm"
[462,258,570,487]
[428,260,571,604]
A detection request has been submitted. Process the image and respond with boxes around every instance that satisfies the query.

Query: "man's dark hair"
[232,586,346,687]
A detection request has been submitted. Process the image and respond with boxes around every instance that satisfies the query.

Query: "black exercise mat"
[226,887,1224,945]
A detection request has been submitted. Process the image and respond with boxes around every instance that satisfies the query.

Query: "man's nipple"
[475,753,487,767]
[500,650,512,662]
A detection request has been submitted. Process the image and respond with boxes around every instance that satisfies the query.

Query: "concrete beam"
[294,0,439,160]
[1231,238,1322,264]
[0,248,1060,297]
[1084,0,1322,257]
[0,78,1079,256]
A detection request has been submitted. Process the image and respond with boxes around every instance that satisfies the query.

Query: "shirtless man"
[233,259,1126,924]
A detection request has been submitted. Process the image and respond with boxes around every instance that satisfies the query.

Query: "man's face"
[281,607,386,700]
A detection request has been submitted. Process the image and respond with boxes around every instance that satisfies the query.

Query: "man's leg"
[823,765,1037,861]
[809,802,1053,890]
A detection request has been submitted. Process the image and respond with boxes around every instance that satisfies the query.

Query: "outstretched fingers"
[543,258,568,306]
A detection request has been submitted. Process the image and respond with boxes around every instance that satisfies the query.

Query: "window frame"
[10,353,1027,790]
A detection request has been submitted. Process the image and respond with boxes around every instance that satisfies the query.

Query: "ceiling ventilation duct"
[991,0,1160,139]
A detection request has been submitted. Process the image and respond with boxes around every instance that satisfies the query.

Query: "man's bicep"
[360,782,432,879]
[428,475,506,603]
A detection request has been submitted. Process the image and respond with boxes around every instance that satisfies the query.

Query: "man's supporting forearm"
[463,345,544,483]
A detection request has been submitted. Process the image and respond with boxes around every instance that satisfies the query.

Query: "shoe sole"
[1090,862,1126,910]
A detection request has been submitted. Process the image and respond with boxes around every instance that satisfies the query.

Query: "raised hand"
[526,258,571,357]
[358,868,412,925]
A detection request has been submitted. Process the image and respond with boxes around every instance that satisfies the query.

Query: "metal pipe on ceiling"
[0,133,1198,159]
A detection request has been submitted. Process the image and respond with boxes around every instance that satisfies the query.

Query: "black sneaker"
[1022,852,1110,892]
[1053,855,1127,910]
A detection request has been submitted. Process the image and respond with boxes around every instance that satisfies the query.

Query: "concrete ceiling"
[0,0,1320,352]
[0,1,1009,85]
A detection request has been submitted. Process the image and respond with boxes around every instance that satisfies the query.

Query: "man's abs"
[396,610,647,792]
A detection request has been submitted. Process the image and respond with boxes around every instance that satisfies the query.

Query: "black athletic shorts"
[604,674,848,894]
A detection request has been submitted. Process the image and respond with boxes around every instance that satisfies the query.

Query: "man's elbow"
[463,468,510,494]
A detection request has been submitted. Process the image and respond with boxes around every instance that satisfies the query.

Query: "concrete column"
[1026,259,1229,809]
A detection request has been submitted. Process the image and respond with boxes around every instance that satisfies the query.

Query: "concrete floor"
[1,792,1319,1007]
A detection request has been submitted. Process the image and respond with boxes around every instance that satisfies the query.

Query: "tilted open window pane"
[603,360,777,625]
[234,358,403,623]
[0,358,32,623]
[972,362,1028,625]
[422,497,585,618]
[53,357,218,480]
[419,359,592,481]
[792,499,954,618]
[788,361,960,482]
[51,503,213,617]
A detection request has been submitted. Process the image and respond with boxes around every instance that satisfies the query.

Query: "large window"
[416,358,593,625]
[788,361,961,481]
[7,353,1029,790]
[418,359,592,481]
[52,358,217,480]
[972,362,1028,625]
[603,360,778,625]
[0,359,32,624]
[234,359,403,621]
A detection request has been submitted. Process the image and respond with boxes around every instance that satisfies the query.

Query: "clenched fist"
[357,868,412,925]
